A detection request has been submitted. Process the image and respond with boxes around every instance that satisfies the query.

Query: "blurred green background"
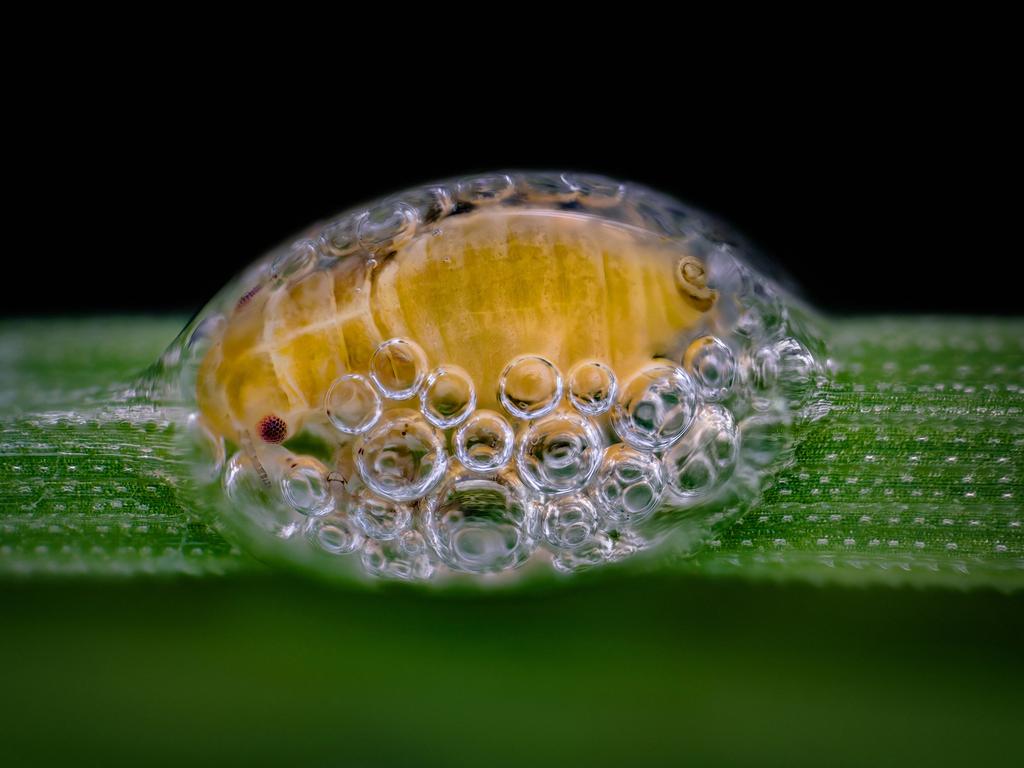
[3,574,1021,767]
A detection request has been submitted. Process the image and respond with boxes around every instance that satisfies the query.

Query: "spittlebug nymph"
[172,172,829,583]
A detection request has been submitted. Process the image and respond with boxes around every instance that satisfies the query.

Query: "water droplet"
[542,494,599,550]
[663,404,739,503]
[423,467,537,573]
[612,364,697,451]
[454,410,514,472]
[516,411,603,495]
[498,355,563,420]
[280,456,335,516]
[593,444,664,523]
[420,364,476,428]
[355,409,447,502]
[567,360,617,415]
[369,338,429,399]
[325,373,382,435]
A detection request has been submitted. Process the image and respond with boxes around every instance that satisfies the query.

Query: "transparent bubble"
[320,217,360,258]
[402,185,454,224]
[518,172,577,203]
[611,364,698,451]
[593,444,664,524]
[357,200,418,252]
[350,488,413,541]
[308,513,363,555]
[271,239,317,280]
[223,451,304,539]
[561,173,626,207]
[362,537,434,581]
[324,374,382,435]
[455,173,515,204]
[663,404,739,502]
[516,411,603,495]
[567,360,617,415]
[422,467,537,573]
[369,338,429,400]
[454,410,515,472]
[355,409,447,502]
[280,456,335,517]
[419,365,476,428]
[772,337,819,407]
[542,494,600,550]
[683,336,736,402]
[552,532,615,573]
[498,355,563,420]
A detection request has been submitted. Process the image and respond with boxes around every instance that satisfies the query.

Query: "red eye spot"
[257,414,288,443]
[236,285,262,310]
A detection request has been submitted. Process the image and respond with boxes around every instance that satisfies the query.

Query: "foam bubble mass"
[158,171,831,583]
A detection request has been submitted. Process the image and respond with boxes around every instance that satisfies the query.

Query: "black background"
[8,77,1016,318]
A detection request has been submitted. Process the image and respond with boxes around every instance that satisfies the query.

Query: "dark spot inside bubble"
[451,202,475,216]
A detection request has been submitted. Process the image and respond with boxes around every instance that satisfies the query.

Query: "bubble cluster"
[175,170,830,583]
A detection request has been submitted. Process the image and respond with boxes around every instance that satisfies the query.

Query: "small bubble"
[560,173,625,207]
[325,374,382,435]
[594,443,664,524]
[611,364,697,451]
[517,172,578,203]
[357,200,418,251]
[362,538,434,581]
[499,355,563,420]
[516,411,603,495]
[543,494,600,550]
[663,404,738,502]
[454,410,514,472]
[420,365,476,428]
[455,173,515,204]
[369,338,429,399]
[223,452,303,539]
[423,467,537,573]
[280,456,334,517]
[567,360,617,415]
[351,488,413,541]
[355,409,447,502]
[271,239,317,280]
[309,514,363,555]
[683,336,736,402]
